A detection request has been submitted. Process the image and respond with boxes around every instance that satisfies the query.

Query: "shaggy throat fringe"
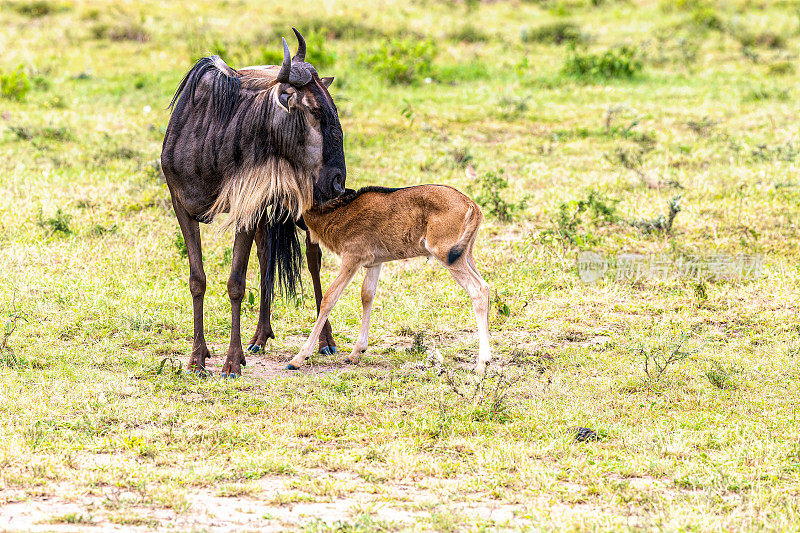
[205,159,313,232]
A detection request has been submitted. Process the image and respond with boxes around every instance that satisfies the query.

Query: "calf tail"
[447,205,483,265]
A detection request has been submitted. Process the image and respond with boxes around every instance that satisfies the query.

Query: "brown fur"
[303,185,482,265]
[290,184,493,373]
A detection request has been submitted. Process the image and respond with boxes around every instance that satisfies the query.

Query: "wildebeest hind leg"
[222,229,256,378]
[247,220,275,353]
[305,232,337,355]
[171,193,211,374]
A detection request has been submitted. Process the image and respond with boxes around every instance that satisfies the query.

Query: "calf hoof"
[247,344,262,353]
[330,346,338,354]
[221,372,239,379]
[320,346,332,356]
[285,363,300,371]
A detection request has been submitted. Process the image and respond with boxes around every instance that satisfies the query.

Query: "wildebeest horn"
[277,37,291,83]
[292,27,306,62]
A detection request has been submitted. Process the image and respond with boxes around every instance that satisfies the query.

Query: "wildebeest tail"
[447,205,483,265]
[263,205,302,301]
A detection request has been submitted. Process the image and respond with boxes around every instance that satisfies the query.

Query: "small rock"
[574,427,600,442]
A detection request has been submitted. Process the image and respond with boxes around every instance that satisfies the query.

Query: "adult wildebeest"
[161,29,345,377]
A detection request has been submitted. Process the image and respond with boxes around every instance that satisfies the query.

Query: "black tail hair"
[447,243,466,265]
[263,205,302,302]
[168,56,240,122]
[447,206,479,265]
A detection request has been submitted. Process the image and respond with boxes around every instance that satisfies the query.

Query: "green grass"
[1,0,800,530]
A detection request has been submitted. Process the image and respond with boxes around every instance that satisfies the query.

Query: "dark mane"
[168,56,241,123]
[312,186,407,214]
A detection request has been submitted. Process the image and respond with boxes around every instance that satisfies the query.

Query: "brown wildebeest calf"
[286,185,492,373]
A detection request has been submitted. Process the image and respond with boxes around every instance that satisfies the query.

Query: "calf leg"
[305,232,337,354]
[171,193,210,373]
[287,257,361,370]
[446,255,492,374]
[248,221,275,353]
[221,229,256,378]
[346,264,382,365]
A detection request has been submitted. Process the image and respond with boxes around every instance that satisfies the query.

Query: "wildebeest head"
[273,28,346,204]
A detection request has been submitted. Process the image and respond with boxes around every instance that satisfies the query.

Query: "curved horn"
[292,27,306,62]
[277,37,291,83]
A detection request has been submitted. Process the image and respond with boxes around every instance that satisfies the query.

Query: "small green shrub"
[630,195,682,234]
[37,207,72,235]
[49,513,94,525]
[359,39,436,84]
[521,21,585,45]
[735,30,786,49]
[450,145,473,168]
[628,322,698,390]
[750,142,797,163]
[767,61,794,76]
[406,330,428,356]
[9,0,70,17]
[470,169,527,223]
[496,94,531,119]
[744,85,790,102]
[660,0,707,12]
[441,356,523,424]
[1,65,31,102]
[9,125,72,142]
[562,45,643,80]
[705,362,739,390]
[287,16,391,40]
[546,190,619,246]
[690,6,724,31]
[88,223,118,236]
[43,95,67,109]
[91,18,149,42]
[448,23,492,43]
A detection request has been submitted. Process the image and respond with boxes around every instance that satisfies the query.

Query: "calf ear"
[320,76,334,88]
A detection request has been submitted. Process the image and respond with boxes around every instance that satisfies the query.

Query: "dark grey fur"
[161,30,345,376]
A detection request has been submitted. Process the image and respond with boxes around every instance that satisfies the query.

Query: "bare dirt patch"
[0,472,555,532]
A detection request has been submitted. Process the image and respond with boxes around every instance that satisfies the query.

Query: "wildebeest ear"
[320,76,334,88]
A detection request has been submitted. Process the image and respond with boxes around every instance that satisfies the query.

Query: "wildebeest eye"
[279,91,291,111]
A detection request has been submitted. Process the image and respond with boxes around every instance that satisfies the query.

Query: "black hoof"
[330,346,338,354]
[344,357,353,365]
[286,363,300,371]
[221,372,240,379]
[190,368,210,376]
[320,346,332,356]
[247,344,262,353]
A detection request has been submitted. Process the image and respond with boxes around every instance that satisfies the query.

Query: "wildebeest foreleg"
[222,229,255,378]
[247,221,275,353]
[170,193,210,373]
[305,232,337,355]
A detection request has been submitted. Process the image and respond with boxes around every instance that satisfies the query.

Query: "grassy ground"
[1,0,800,530]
